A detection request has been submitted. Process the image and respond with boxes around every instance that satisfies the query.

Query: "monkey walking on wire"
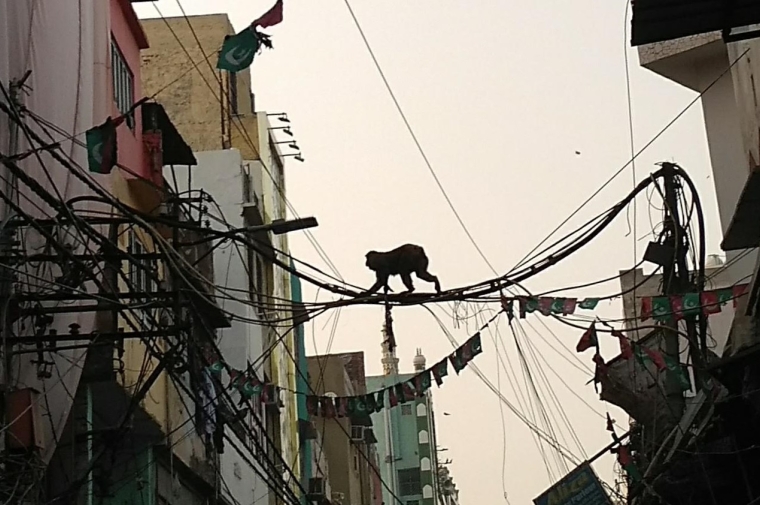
[364,244,441,295]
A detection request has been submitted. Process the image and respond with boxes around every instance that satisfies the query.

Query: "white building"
[637,32,760,282]
[165,148,269,505]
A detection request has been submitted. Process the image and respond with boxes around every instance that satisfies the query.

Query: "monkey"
[364,244,441,295]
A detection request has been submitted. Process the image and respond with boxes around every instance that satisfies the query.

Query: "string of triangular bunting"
[307,333,483,418]
[202,333,484,417]
[499,283,748,321]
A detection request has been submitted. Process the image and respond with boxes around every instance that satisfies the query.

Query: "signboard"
[533,463,612,505]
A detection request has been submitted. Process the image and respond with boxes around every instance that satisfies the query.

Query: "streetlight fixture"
[239,217,318,235]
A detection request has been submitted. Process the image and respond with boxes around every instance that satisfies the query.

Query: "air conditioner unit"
[308,477,326,500]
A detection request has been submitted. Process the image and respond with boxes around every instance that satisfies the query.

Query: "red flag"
[335,397,348,417]
[669,295,685,320]
[321,397,336,419]
[575,323,597,353]
[733,284,749,308]
[538,297,554,316]
[562,298,578,315]
[701,291,721,315]
[616,445,633,466]
[402,382,416,402]
[640,297,652,321]
[612,330,633,359]
[387,387,398,408]
[643,347,667,371]
[252,0,283,28]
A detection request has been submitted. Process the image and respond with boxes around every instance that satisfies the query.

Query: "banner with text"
[533,463,612,505]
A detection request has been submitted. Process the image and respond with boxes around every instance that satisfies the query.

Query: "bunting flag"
[374,390,385,412]
[578,298,600,310]
[614,445,641,482]
[336,397,348,417]
[388,387,399,408]
[321,397,336,419]
[575,323,598,353]
[637,284,749,321]
[217,28,260,73]
[606,413,615,432]
[635,345,667,372]
[402,382,417,402]
[364,392,378,413]
[612,330,634,360]
[413,370,432,396]
[86,116,124,174]
[394,383,408,404]
[306,396,319,416]
[538,297,554,316]
[432,359,448,386]
[212,325,486,419]
[664,355,692,391]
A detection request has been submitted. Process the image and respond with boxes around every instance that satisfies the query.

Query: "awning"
[721,170,760,251]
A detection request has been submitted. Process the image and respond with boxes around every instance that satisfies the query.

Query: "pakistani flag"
[374,389,385,412]
[664,355,691,391]
[86,117,120,174]
[432,359,448,386]
[681,293,700,316]
[217,28,260,72]
[651,296,671,322]
[578,298,600,310]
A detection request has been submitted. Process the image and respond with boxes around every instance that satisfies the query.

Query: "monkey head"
[365,251,381,271]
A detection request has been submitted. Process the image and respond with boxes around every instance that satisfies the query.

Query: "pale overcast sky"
[136,1,723,503]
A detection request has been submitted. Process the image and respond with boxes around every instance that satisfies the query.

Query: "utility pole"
[660,162,702,420]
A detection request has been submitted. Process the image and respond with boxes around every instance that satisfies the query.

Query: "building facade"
[366,347,440,505]
[306,353,378,505]
[140,12,303,500]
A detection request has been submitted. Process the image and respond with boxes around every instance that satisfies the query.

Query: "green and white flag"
[217,29,260,72]
[85,117,121,174]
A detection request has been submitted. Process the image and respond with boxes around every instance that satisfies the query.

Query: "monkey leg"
[400,272,415,293]
[416,270,441,293]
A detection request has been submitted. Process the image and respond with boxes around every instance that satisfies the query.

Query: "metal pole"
[660,162,691,419]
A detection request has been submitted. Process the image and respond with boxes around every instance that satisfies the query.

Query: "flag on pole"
[217,29,260,72]
[86,116,122,174]
[612,330,633,360]
[252,0,284,28]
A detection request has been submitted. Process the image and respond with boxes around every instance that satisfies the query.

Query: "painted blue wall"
[290,261,312,504]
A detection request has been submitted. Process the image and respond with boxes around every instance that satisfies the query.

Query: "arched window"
[423,485,433,499]
[416,403,427,417]
[418,430,429,444]
[420,457,431,472]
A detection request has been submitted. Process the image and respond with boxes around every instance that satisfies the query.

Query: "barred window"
[111,38,135,129]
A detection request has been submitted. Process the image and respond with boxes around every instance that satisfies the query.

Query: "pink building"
[110,0,149,180]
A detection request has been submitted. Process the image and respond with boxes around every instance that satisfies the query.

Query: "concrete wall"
[141,14,257,154]
[366,373,438,505]
[164,149,270,505]
[307,356,365,505]
[637,35,759,270]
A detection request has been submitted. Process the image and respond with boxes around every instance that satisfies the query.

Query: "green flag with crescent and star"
[85,117,121,174]
[217,28,260,72]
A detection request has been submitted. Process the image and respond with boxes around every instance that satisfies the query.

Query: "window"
[420,457,431,472]
[247,248,265,316]
[416,403,427,417]
[128,233,157,327]
[397,468,421,497]
[418,430,429,445]
[229,73,239,115]
[401,405,412,416]
[422,485,433,499]
[111,38,134,129]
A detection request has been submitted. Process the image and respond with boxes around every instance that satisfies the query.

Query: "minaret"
[381,323,399,375]
[413,348,426,371]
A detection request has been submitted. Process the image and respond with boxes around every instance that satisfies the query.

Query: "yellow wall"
[111,171,210,477]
